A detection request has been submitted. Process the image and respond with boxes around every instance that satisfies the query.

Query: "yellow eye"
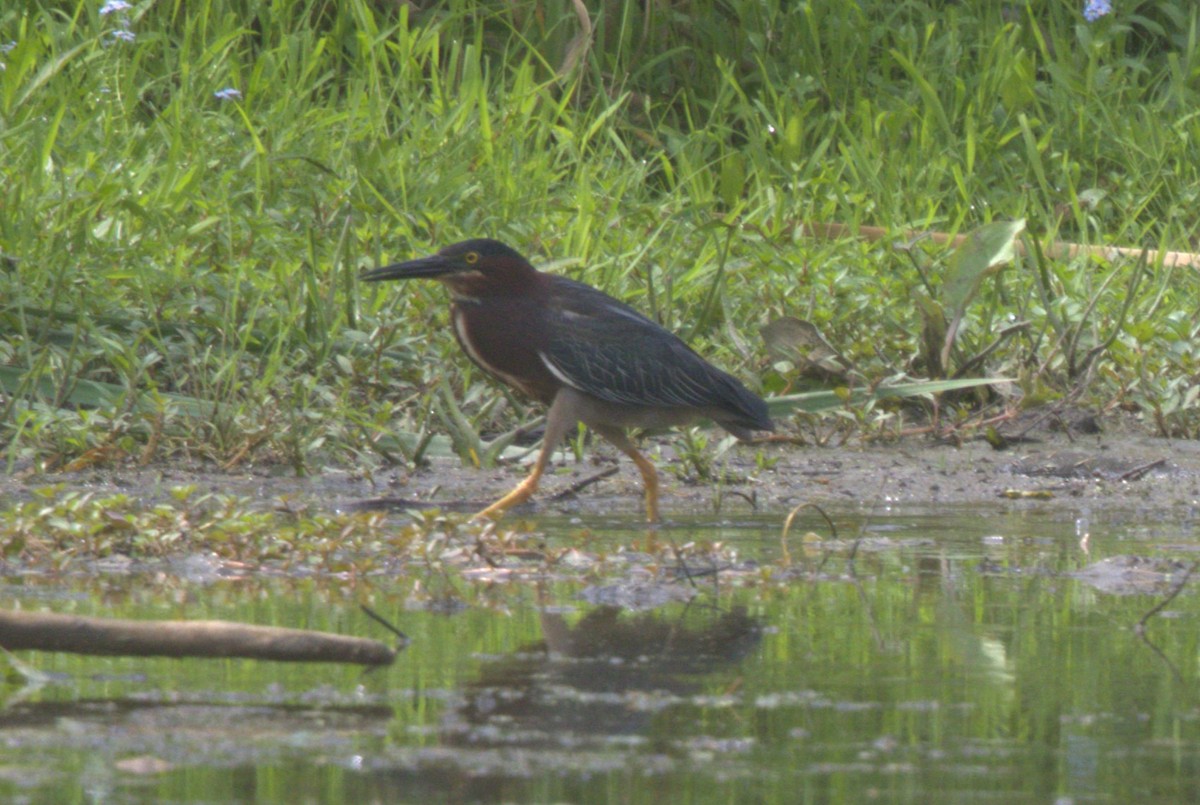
[464,251,479,265]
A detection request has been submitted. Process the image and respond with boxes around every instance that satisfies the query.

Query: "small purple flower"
[214,87,242,101]
[1084,0,1112,21]
[100,0,132,15]
[108,29,136,43]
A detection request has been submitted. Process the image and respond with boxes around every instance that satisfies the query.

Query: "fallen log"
[0,609,398,666]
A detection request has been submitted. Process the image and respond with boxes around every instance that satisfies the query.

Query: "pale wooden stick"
[799,221,1200,268]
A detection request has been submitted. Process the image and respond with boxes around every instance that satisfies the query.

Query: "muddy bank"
[2,414,1198,519]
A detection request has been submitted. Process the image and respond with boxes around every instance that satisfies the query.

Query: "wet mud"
[2,412,1196,521]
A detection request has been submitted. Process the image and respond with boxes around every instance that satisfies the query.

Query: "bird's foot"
[471,476,540,522]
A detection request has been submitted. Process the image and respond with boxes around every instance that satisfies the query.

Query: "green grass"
[1,0,1199,475]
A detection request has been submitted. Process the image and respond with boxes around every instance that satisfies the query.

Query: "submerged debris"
[1071,555,1194,595]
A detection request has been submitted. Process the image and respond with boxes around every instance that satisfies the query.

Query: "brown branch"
[0,610,397,666]
[1118,458,1166,483]
[549,465,620,500]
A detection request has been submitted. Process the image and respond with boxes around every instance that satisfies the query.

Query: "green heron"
[361,239,773,522]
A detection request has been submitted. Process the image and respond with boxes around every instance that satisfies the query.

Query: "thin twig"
[1135,560,1199,637]
[360,604,410,646]
[1118,458,1166,483]
[548,465,620,500]
[953,320,1032,378]
[780,502,838,566]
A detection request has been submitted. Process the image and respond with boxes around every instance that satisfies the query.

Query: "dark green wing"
[538,278,772,430]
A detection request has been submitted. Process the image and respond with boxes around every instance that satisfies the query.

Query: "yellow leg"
[629,449,660,524]
[472,394,575,522]
[595,426,660,523]
[473,466,546,521]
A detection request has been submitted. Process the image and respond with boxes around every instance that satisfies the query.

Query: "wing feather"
[537,277,771,431]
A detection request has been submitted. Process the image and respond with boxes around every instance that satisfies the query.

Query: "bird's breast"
[451,302,559,404]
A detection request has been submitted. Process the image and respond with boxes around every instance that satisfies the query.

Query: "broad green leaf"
[780,113,804,164]
[1077,187,1107,209]
[718,154,746,208]
[941,219,1026,318]
[765,377,1007,417]
[940,219,1026,372]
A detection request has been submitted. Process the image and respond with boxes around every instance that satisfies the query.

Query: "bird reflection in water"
[445,605,762,748]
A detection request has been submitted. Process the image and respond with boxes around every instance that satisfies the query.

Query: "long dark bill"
[359,254,456,283]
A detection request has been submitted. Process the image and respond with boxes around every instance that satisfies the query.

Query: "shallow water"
[3,502,1199,803]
